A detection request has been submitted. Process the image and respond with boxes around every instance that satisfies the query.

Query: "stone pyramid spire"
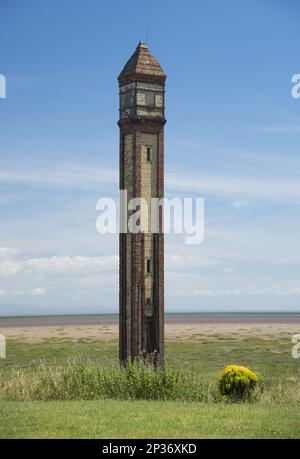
[118,41,166,84]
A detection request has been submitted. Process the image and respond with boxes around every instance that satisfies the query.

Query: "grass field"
[0,331,299,438]
[2,400,299,439]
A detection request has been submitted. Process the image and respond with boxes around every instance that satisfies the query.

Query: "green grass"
[2,335,299,384]
[1,400,299,438]
[0,335,299,438]
[1,338,118,372]
[0,360,214,402]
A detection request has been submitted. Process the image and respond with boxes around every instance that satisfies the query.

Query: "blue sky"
[0,0,300,315]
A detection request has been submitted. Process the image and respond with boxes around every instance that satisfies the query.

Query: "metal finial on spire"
[145,25,150,44]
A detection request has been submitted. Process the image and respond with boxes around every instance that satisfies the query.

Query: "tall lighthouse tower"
[118,41,166,368]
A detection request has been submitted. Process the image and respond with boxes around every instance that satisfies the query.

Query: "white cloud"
[0,243,299,312]
[13,290,25,296]
[204,226,300,265]
[0,254,118,277]
[0,247,18,258]
[79,273,117,287]
[170,287,242,296]
[166,254,219,269]
[165,270,300,304]
[246,286,300,296]
[192,289,214,296]
[0,252,119,303]
[0,261,22,276]
[31,288,47,296]
[23,255,118,273]
[0,248,21,276]
[0,287,46,296]
[223,266,236,273]
[168,282,300,297]
[167,172,300,203]
[2,161,300,204]
[256,124,300,133]
[232,201,247,210]
[0,164,117,192]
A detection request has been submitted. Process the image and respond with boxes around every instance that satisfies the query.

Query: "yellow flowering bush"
[219,365,258,401]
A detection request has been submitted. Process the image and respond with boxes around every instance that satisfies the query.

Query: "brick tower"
[118,41,166,368]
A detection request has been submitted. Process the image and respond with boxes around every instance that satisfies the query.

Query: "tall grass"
[0,358,216,402]
[1,358,298,404]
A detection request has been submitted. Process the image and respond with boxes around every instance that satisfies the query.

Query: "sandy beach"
[1,322,299,343]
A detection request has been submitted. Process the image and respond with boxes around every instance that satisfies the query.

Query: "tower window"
[145,298,153,317]
[146,146,152,162]
[125,92,132,107]
[145,92,155,106]
[146,258,151,274]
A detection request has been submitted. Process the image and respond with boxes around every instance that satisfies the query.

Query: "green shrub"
[219,365,258,401]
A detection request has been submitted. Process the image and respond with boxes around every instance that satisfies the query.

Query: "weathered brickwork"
[118,41,166,368]
[123,134,133,358]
